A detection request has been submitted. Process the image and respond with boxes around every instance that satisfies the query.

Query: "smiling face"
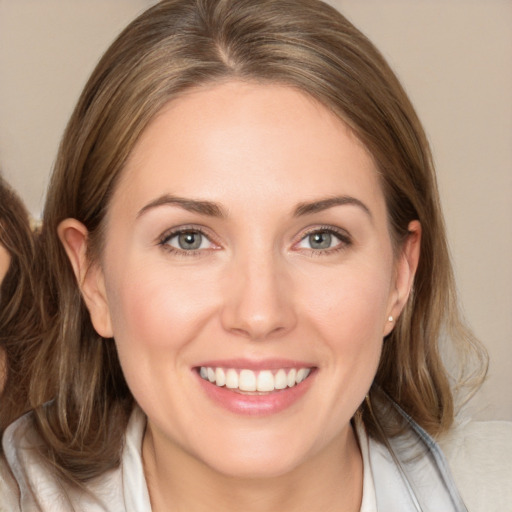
[60,81,419,480]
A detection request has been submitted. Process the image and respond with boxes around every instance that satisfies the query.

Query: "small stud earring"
[388,315,394,322]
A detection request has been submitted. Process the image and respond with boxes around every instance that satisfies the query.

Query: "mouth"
[197,366,313,394]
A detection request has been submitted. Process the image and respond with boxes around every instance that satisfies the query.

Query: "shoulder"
[1,411,127,511]
[439,420,512,512]
[0,452,19,512]
[1,413,34,512]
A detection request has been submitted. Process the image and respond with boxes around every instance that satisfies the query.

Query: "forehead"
[110,81,385,220]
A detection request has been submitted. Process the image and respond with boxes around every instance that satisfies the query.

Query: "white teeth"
[239,369,257,391]
[296,368,309,384]
[287,368,297,388]
[199,366,312,392]
[274,369,288,390]
[215,367,226,387]
[257,370,275,392]
[225,369,238,389]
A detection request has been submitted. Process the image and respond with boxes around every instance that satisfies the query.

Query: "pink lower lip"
[195,370,315,416]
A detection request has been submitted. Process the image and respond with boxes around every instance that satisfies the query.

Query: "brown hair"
[0,176,46,439]
[33,0,486,483]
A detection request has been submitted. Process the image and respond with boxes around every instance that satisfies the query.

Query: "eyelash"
[158,226,218,257]
[295,226,352,256]
[157,225,352,257]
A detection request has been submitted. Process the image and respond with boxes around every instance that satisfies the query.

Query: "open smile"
[199,366,312,393]
[195,363,316,415]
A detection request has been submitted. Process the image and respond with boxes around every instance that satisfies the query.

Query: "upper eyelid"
[292,225,353,251]
[296,225,351,241]
[157,225,217,245]
[156,224,351,249]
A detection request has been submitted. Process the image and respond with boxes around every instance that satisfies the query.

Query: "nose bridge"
[221,244,295,340]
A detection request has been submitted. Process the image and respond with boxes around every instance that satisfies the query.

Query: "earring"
[388,315,394,322]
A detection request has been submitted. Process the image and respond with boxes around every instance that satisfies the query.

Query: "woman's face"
[64,81,419,479]
[0,242,11,286]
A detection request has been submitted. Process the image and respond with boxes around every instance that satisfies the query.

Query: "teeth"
[274,369,288,390]
[239,369,257,391]
[199,366,311,392]
[257,370,275,392]
[287,369,297,388]
[296,368,308,384]
[215,367,226,387]
[225,369,238,389]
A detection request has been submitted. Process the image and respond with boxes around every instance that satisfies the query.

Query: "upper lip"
[194,358,315,371]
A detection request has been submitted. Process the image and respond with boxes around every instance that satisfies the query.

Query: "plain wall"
[0,0,511,420]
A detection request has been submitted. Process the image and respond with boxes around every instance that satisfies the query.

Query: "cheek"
[105,260,220,353]
[302,260,392,337]
[103,260,223,415]
[300,260,392,391]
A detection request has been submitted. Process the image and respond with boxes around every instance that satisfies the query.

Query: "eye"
[296,228,350,252]
[304,231,334,250]
[160,229,215,252]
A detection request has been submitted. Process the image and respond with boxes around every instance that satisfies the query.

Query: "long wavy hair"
[0,176,47,440]
[31,0,486,483]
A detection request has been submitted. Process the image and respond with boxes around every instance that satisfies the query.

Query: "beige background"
[0,1,510,420]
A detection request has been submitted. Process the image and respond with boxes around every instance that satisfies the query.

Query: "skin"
[60,81,420,512]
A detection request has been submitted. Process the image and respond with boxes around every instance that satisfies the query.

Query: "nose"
[220,250,297,341]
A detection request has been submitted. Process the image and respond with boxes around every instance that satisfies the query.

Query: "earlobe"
[58,219,114,338]
[384,220,422,336]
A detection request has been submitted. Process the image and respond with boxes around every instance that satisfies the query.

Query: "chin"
[206,453,305,480]
[192,432,316,480]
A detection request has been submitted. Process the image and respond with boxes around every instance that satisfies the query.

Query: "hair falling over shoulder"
[19,0,487,485]
[0,176,49,441]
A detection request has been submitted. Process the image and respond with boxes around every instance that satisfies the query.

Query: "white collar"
[2,406,465,512]
[353,419,378,512]
[119,408,378,512]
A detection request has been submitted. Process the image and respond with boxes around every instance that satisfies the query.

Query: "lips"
[195,361,315,415]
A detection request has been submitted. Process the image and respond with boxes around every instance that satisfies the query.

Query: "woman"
[2,0,508,510]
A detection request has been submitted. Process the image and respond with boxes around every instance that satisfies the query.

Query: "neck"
[142,422,363,512]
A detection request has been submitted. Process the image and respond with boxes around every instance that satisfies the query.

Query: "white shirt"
[1,407,511,511]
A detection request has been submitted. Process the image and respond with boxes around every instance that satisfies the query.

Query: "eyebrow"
[137,194,225,218]
[293,196,372,219]
[137,193,371,220]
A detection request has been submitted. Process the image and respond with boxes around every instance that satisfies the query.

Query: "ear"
[383,220,421,336]
[58,218,114,338]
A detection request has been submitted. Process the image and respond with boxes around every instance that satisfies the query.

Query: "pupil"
[310,232,331,249]
[178,232,201,250]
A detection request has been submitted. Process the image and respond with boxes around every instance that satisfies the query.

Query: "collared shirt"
[1,406,511,511]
